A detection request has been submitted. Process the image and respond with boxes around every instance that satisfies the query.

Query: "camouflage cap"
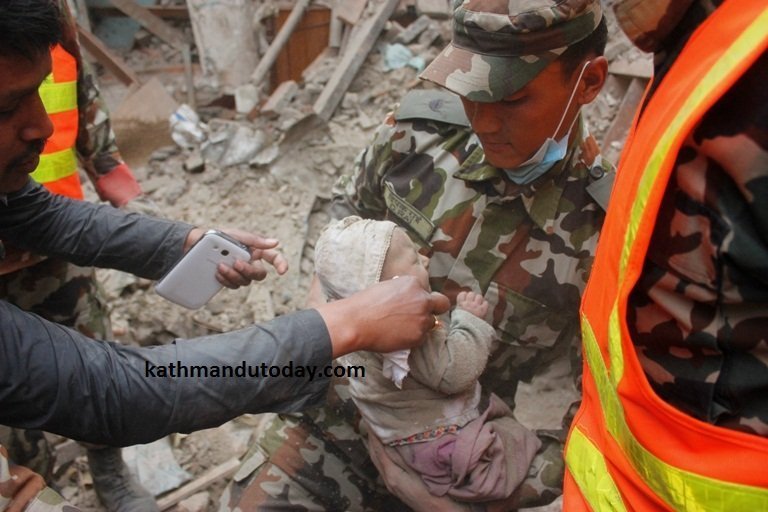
[420,0,603,102]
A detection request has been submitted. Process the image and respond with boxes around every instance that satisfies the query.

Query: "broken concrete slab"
[395,14,431,44]
[187,0,259,90]
[112,77,178,169]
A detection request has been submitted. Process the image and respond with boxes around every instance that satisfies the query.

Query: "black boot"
[86,446,160,512]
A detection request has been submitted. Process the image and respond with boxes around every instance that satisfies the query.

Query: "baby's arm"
[408,295,495,395]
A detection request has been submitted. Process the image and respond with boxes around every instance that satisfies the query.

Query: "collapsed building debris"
[53,1,652,509]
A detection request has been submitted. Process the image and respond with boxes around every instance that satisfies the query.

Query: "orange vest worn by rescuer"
[563,0,768,510]
[31,44,84,200]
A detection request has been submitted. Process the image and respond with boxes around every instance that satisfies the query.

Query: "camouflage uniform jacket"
[333,102,609,406]
[627,0,768,436]
[58,0,129,193]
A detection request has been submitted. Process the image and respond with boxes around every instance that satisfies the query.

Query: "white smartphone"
[155,230,251,309]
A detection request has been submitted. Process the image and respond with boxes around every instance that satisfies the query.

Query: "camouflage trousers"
[0,257,112,480]
[0,445,80,512]
[219,379,567,512]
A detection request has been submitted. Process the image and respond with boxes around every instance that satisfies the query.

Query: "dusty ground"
[52,3,649,510]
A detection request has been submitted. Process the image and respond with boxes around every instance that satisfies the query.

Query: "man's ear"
[578,56,608,105]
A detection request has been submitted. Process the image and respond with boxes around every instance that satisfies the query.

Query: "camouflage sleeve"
[330,113,399,221]
[57,0,123,181]
[75,58,125,183]
[408,309,496,395]
[0,445,79,511]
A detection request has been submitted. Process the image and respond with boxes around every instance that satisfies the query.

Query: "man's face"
[460,60,584,169]
[0,51,54,194]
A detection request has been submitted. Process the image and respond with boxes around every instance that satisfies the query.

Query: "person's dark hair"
[0,0,62,60]
[559,15,608,77]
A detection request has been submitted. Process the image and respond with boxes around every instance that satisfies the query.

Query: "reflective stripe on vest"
[30,44,83,199]
[565,1,768,510]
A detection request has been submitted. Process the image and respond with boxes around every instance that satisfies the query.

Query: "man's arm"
[0,180,191,279]
[0,277,450,446]
[0,302,331,446]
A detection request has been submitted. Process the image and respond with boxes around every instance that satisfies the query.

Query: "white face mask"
[504,60,591,185]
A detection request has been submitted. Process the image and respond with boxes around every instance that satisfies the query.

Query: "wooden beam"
[86,5,190,20]
[601,77,647,160]
[77,23,141,87]
[157,458,240,511]
[314,0,400,121]
[336,0,367,25]
[108,0,189,49]
[250,0,312,86]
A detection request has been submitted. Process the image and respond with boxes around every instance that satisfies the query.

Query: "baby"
[314,216,540,502]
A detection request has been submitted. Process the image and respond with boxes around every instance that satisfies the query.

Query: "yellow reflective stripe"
[608,307,624,384]
[39,77,77,115]
[619,9,768,283]
[31,149,78,183]
[566,428,628,512]
[583,315,768,511]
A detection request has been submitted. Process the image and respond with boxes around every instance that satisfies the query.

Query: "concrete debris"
[261,80,299,118]
[187,0,259,90]
[234,83,260,114]
[394,14,432,44]
[64,1,649,510]
[176,492,210,512]
[183,149,206,174]
[112,77,178,168]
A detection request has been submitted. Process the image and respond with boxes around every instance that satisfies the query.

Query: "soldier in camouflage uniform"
[618,0,768,438]
[0,1,159,510]
[221,1,613,510]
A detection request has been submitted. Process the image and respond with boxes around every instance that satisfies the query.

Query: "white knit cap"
[314,216,399,301]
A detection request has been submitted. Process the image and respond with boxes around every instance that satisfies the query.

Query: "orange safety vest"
[563,1,768,510]
[30,44,84,199]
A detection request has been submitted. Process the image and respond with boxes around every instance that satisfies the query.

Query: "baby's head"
[314,216,430,300]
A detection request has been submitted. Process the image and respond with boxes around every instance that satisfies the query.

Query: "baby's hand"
[456,291,488,319]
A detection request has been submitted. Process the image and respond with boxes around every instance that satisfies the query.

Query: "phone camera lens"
[221,250,230,256]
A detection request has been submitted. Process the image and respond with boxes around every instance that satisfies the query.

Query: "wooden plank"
[261,80,299,118]
[157,458,240,511]
[86,5,190,19]
[314,0,400,121]
[251,0,312,85]
[336,0,367,25]
[76,23,141,87]
[108,0,189,49]
[608,58,653,80]
[416,0,449,18]
[601,77,647,161]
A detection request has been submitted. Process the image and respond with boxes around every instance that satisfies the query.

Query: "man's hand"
[184,228,289,289]
[315,276,451,358]
[0,246,46,276]
[367,431,471,512]
[1,462,46,512]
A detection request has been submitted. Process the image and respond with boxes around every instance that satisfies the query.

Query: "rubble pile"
[55,1,651,509]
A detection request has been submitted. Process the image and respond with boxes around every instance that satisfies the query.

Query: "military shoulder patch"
[394,90,471,128]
